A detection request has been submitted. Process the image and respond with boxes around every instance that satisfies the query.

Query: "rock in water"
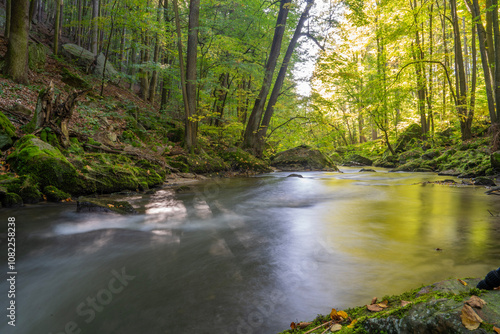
[271,145,338,171]
[287,173,303,178]
[77,197,137,214]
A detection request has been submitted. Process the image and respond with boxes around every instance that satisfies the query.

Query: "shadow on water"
[2,168,500,333]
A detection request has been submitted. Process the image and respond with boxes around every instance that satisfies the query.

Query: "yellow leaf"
[460,304,483,330]
[377,300,389,308]
[337,310,348,319]
[367,304,384,312]
[493,326,500,334]
[107,204,114,208]
[401,300,412,307]
[347,319,358,328]
[458,279,468,286]
[330,308,338,319]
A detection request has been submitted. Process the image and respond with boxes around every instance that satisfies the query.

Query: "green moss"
[219,148,271,172]
[0,192,23,208]
[61,67,91,89]
[19,176,43,204]
[28,43,46,71]
[77,196,136,214]
[0,111,16,150]
[44,185,71,202]
[6,135,80,194]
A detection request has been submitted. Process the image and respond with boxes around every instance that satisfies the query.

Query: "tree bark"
[465,0,497,123]
[242,0,291,150]
[185,0,200,151]
[91,0,99,55]
[53,0,62,55]
[4,0,29,84]
[255,0,315,154]
[5,0,11,38]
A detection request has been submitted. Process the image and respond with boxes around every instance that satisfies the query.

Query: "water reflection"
[1,169,500,334]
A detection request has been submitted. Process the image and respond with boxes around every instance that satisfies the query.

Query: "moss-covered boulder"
[220,148,271,173]
[28,42,47,71]
[271,145,339,171]
[0,192,23,208]
[491,151,500,171]
[343,154,373,166]
[395,123,422,153]
[70,153,165,194]
[167,153,229,174]
[77,197,137,214]
[281,278,500,334]
[44,186,71,202]
[62,43,118,81]
[18,176,43,204]
[61,67,91,89]
[373,154,398,168]
[6,135,81,194]
[0,111,16,150]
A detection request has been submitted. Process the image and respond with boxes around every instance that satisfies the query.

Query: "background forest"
[1,0,500,170]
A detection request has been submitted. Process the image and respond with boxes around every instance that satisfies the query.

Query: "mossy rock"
[421,148,441,160]
[398,147,424,164]
[0,192,23,208]
[373,154,398,168]
[44,186,71,202]
[395,124,422,153]
[391,159,433,172]
[61,67,91,89]
[219,148,271,173]
[271,145,339,171]
[344,153,373,166]
[329,152,343,163]
[6,135,81,194]
[40,127,60,149]
[72,153,165,194]
[185,153,229,174]
[62,44,118,81]
[77,196,137,215]
[491,151,500,171]
[19,176,43,204]
[0,111,16,150]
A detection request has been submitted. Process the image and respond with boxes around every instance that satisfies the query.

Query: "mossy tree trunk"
[4,0,29,84]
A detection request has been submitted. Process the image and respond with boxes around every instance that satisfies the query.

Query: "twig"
[304,320,333,334]
[488,210,495,216]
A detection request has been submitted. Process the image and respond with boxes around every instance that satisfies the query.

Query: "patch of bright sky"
[293,0,345,97]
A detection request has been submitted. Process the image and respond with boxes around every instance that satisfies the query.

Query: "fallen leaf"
[465,296,487,309]
[294,322,312,329]
[107,204,114,208]
[330,308,338,319]
[367,304,384,312]
[401,300,412,307]
[330,324,342,332]
[290,322,296,329]
[377,300,389,308]
[493,326,500,333]
[371,297,378,305]
[337,310,348,319]
[460,304,483,330]
[347,319,358,328]
[458,279,468,286]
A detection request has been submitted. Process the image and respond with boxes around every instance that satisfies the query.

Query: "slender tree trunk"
[450,0,472,140]
[492,0,500,121]
[242,0,291,150]
[4,0,29,84]
[255,0,315,154]
[5,0,11,38]
[465,0,497,123]
[76,0,82,46]
[53,0,62,55]
[91,0,99,55]
[184,0,200,151]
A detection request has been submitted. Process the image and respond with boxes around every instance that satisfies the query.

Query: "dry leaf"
[465,296,487,309]
[367,304,384,312]
[337,310,348,319]
[330,308,338,319]
[290,322,296,329]
[347,319,358,328]
[371,297,378,304]
[378,300,389,308]
[493,326,500,333]
[107,204,114,208]
[458,279,468,286]
[295,322,312,329]
[330,324,342,332]
[460,304,483,330]
[401,300,411,307]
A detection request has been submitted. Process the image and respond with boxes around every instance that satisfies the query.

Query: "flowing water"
[2,168,500,334]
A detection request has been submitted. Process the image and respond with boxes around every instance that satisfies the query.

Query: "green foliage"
[44,186,71,202]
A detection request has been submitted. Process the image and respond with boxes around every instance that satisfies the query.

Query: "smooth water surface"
[2,168,500,334]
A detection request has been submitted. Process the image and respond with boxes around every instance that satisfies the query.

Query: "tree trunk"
[76,0,82,46]
[492,0,500,121]
[450,0,473,140]
[255,0,315,154]
[242,0,291,150]
[4,0,29,84]
[5,0,11,38]
[91,0,99,55]
[184,0,200,151]
[53,0,62,55]
[465,0,497,123]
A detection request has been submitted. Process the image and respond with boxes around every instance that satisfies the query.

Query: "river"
[1,168,500,334]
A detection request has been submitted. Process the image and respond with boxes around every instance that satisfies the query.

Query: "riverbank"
[280,277,500,333]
